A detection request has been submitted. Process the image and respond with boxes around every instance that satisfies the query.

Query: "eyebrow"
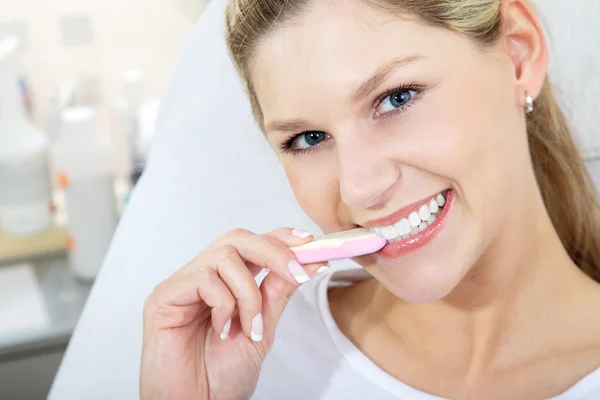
[265,119,311,136]
[351,55,426,104]
[264,54,426,136]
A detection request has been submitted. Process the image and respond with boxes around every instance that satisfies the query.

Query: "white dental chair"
[48,1,600,398]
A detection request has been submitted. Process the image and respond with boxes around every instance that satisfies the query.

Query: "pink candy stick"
[290,228,387,264]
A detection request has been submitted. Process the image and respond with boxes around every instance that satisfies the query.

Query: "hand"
[140,228,327,400]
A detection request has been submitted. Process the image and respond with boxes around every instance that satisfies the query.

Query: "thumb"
[257,227,329,342]
[259,261,328,341]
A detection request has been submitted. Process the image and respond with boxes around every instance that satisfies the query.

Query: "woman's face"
[251,1,532,302]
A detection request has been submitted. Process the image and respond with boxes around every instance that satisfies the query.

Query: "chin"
[357,198,479,303]
[374,259,470,303]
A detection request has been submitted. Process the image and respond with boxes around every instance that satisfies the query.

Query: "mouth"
[361,189,453,259]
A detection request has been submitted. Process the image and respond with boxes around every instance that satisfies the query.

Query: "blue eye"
[294,131,328,150]
[377,89,416,114]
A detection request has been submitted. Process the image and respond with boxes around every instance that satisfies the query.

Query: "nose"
[337,136,401,210]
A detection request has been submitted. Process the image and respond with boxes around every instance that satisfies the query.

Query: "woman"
[140,0,600,398]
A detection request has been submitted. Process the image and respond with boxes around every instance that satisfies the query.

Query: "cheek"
[414,71,525,213]
[449,77,528,224]
[284,162,342,231]
[382,72,527,270]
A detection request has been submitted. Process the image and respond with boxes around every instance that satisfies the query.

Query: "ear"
[501,0,548,108]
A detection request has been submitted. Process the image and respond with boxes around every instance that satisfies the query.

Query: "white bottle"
[0,36,53,236]
[52,106,118,281]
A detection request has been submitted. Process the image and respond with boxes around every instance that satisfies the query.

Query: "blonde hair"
[225,0,600,281]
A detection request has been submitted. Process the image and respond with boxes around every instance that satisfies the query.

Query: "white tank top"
[253,268,600,399]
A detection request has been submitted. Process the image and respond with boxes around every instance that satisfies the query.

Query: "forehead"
[249,1,458,123]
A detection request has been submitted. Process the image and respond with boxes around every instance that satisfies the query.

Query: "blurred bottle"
[0,36,53,236]
[51,106,118,281]
[18,77,33,118]
[122,69,147,185]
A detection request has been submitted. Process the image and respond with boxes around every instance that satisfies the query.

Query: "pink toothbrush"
[290,228,387,264]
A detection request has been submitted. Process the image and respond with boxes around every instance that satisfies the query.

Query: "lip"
[361,189,449,229]
[376,189,454,259]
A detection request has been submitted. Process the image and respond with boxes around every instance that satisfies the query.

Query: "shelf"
[0,226,67,265]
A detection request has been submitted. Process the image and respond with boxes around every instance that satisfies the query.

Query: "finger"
[213,245,264,341]
[213,228,313,286]
[248,228,315,276]
[199,270,237,340]
[246,261,266,277]
[144,267,235,333]
[263,227,315,246]
[260,226,317,275]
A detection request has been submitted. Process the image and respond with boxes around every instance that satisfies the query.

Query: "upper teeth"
[436,193,445,207]
[429,198,439,214]
[408,211,421,228]
[372,192,446,241]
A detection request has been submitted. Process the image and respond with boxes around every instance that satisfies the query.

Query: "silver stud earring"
[524,90,534,113]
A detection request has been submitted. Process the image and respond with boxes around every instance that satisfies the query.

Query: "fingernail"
[251,313,263,342]
[317,265,330,274]
[292,229,313,238]
[288,260,310,283]
[220,319,231,340]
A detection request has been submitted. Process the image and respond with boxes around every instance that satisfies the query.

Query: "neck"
[367,182,590,374]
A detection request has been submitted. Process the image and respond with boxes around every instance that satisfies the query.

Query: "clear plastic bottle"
[51,106,119,281]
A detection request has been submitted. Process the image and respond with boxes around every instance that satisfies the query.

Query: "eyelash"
[373,82,423,120]
[280,82,424,155]
[280,134,323,156]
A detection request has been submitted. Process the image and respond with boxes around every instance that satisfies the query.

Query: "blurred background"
[0,1,206,398]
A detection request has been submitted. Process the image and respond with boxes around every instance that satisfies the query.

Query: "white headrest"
[49,1,599,398]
